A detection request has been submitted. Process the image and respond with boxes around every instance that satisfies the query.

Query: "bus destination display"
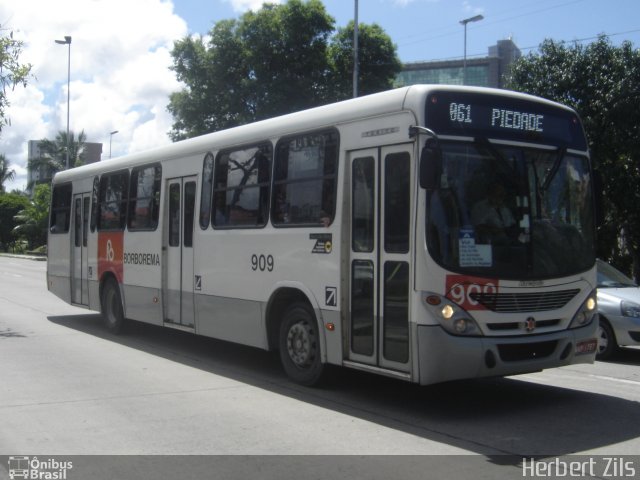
[449,102,544,133]
[426,91,587,150]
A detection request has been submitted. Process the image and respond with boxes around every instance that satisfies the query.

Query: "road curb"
[0,253,47,261]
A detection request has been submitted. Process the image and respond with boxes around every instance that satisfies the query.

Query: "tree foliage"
[168,0,401,141]
[0,191,29,251]
[506,36,640,280]
[328,21,402,101]
[28,130,87,186]
[13,183,50,249]
[0,153,16,193]
[0,25,33,134]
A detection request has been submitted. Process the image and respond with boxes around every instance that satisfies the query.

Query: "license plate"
[576,338,597,354]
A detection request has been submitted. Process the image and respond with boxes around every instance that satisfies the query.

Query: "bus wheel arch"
[266,287,327,386]
[100,273,125,334]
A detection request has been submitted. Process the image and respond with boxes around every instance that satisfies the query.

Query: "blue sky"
[1,0,638,190]
[172,0,640,63]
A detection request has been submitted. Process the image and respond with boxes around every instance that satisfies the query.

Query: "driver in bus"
[471,183,516,244]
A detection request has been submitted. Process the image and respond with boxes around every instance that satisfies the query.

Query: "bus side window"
[98,170,129,231]
[200,152,214,229]
[128,164,161,231]
[212,142,272,228]
[90,176,99,232]
[50,183,73,234]
[272,129,339,227]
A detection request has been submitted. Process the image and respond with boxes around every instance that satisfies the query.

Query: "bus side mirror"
[419,140,442,190]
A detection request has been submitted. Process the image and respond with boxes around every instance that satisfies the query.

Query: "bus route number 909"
[251,254,274,272]
[446,275,499,311]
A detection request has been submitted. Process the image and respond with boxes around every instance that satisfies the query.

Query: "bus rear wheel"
[279,303,325,386]
[101,277,125,334]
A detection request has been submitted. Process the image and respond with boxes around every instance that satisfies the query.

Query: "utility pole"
[353,0,359,98]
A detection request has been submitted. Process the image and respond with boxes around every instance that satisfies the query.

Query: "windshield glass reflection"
[427,141,595,279]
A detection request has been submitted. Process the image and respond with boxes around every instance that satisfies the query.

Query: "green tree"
[168,0,401,140]
[0,26,33,134]
[169,0,334,140]
[327,21,402,101]
[0,191,29,251]
[239,0,335,120]
[506,36,640,280]
[13,183,50,249]
[0,153,16,193]
[169,19,255,139]
[28,130,87,186]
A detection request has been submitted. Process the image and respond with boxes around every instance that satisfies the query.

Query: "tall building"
[27,140,103,191]
[396,39,521,89]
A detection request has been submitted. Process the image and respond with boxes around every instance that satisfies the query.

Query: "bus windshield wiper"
[541,146,567,191]
[474,136,509,167]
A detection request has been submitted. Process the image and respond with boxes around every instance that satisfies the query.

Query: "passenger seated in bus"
[274,189,290,223]
[471,184,515,244]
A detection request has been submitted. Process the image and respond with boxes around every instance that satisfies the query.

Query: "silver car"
[596,259,640,359]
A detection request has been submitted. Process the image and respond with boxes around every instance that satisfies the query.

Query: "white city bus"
[47,85,599,386]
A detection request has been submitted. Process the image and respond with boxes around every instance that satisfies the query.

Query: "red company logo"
[98,232,124,283]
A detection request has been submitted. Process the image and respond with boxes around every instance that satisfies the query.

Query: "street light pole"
[109,130,119,159]
[55,35,72,169]
[353,0,359,98]
[459,15,483,85]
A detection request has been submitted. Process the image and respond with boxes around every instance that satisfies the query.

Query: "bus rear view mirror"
[419,139,442,190]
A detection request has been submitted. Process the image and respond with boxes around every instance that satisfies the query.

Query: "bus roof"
[52,84,576,184]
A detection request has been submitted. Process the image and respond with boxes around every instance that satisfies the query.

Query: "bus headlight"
[424,293,482,336]
[569,290,597,329]
[441,304,455,319]
[453,317,473,334]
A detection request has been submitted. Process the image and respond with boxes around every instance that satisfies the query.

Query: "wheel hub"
[287,321,315,367]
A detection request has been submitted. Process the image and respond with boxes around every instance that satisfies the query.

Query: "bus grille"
[470,289,580,313]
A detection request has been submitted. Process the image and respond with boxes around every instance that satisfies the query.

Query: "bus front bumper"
[416,321,598,385]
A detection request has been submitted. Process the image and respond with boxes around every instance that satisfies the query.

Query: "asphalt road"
[1,256,639,479]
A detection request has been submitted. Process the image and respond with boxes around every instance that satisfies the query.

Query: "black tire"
[278,303,325,386]
[596,319,618,360]
[101,277,125,334]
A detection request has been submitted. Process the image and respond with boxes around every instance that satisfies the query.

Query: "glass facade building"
[396,39,521,89]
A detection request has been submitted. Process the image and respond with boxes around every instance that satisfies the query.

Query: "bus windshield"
[426,140,595,280]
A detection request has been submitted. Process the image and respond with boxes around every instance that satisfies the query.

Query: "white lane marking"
[587,374,640,386]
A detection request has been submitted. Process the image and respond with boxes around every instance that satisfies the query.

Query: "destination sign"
[449,102,545,132]
[425,91,587,150]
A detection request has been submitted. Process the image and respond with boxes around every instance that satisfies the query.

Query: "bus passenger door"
[71,192,91,306]
[164,176,197,328]
[348,145,413,373]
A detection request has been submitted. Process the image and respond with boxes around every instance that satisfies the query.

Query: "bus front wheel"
[101,277,125,334]
[279,303,325,386]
